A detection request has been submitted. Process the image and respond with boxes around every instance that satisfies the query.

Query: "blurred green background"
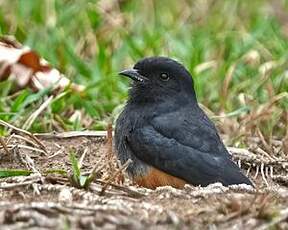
[0,0,287,142]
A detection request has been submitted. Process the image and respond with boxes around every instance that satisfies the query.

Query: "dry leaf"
[0,36,85,93]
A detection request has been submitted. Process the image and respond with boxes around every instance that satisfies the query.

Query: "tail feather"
[220,160,253,186]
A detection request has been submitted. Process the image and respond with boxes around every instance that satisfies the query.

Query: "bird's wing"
[127,115,252,186]
[151,110,230,157]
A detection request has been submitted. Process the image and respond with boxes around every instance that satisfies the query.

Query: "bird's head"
[119,57,197,105]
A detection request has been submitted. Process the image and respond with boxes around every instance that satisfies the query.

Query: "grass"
[0,0,287,145]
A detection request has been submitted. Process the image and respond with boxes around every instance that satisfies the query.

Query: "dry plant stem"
[99,159,132,196]
[0,179,41,189]
[95,179,145,198]
[78,146,89,169]
[215,207,250,223]
[34,130,108,138]
[44,175,138,198]
[0,119,47,153]
[260,163,269,187]
[246,166,251,176]
[13,145,27,167]
[23,154,41,175]
[5,133,15,145]
[0,136,10,155]
[265,92,288,108]
[13,146,40,175]
[270,166,274,177]
[87,164,106,181]
[45,172,145,198]
[228,146,252,156]
[241,92,288,128]
[221,62,237,110]
[12,145,42,194]
[229,146,288,176]
[0,144,46,155]
[48,148,63,159]
[22,95,54,130]
[256,128,272,155]
[24,154,42,195]
[12,134,40,148]
[106,123,113,172]
[254,147,276,161]
[45,175,68,185]
[83,152,108,176]
[254,165,259,179]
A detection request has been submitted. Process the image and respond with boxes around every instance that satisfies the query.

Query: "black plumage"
[115,56,252,187]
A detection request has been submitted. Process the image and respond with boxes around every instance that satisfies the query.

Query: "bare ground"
[0,133,287,230]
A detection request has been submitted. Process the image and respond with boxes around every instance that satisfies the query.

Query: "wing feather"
[127,124,252,186]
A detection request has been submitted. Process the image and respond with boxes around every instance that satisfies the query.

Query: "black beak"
[119,69,148,82]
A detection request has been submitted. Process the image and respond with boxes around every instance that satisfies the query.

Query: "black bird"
[115,57,253,189]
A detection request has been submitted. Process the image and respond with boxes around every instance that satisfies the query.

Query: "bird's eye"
[160,73,169,81]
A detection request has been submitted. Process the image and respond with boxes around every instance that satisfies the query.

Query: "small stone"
[58,188,73,204]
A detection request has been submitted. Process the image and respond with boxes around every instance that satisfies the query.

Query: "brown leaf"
[0,36,85,93]
[18,51,45,72]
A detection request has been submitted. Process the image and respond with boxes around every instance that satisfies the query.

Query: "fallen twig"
[0,144,47,155]
[0,136,10,155]
[99,159,132,196]
[10,134,40,147]
[34,130,108,138]
[78,146,89,169]
[22,95,54,130]
[0,178,41,189]
[106,123,113,173]
[95,179,145,198]
[48,148,63,159]
[0,119,47,153]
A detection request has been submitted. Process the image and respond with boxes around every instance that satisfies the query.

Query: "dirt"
[0,134,287,230]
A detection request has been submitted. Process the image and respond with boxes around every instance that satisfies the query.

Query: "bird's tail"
[220,160,254,187]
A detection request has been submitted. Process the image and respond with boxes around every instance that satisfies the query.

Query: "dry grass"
[0,0,288,229]
[0,121,287,229]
